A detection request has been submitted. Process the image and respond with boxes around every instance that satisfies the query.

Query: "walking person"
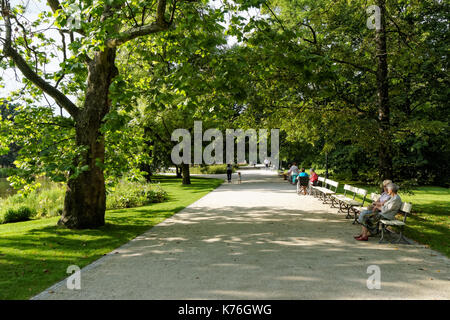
[264,158,270,170]
[226,163,233,183]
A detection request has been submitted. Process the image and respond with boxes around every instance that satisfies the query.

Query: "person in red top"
[309,168,318,186]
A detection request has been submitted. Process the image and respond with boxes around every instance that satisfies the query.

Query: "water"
[0,178,16,198]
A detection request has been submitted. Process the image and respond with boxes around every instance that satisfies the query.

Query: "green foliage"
[0,181,65,221]
[0,168,16,178]
[190,164,237,174]
[0,179,168,223]
[225,0,449,185]
[106,181,168,210]
[2,207,35,224]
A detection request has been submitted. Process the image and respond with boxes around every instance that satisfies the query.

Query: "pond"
[0,178,16,198]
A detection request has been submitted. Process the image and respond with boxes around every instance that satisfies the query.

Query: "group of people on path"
[286,163,318,194]
[286,163,402,242]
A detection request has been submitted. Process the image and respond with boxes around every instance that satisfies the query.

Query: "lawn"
[328,179,450,257]
[0,176,223,300]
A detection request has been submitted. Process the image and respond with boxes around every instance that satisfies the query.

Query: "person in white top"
[288,163,299,184]
[264,158,270,169]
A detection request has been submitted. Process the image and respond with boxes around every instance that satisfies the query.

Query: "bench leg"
[379,224,387,243]
[339,202,346,214]
[330,198,338,208]
[345,207,352,219]
[394,226,411,245]
[352,209,359,225]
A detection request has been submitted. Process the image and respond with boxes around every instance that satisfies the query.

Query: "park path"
[33,169,449,300]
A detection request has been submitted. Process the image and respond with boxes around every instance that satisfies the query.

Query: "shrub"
[0,168,16,178]
[0,179,168,223]
[199,164,237,174]
[3,207,35,223]
[106,180,168,210]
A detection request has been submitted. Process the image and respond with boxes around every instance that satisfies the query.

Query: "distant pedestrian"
[227,163,233,183]
[264,158,270,169]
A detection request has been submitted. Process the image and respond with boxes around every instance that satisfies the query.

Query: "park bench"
[330,185,366,218]
[379,202,413,244]
[330,185,367,220]
[311,177,339,204]
[310,176,326,197]
[347,187,368,221]
[330,184,354,210]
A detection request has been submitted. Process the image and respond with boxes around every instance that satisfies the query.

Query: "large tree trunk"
[182,163,191,185]
[58,49,118,229]
[376,0,393,181]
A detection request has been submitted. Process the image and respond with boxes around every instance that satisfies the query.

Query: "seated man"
[288,162,299,184]
[309,168,318,186]
[355,183,402,241]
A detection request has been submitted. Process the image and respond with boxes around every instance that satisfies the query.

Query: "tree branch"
[1,2,79,118]
[46,0,86,36]
[106,0,170,48]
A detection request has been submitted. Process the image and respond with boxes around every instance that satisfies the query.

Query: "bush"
[0,182,65,222]
[106,180,168,210]
[199,164,237,174]
[0,168,16,178]
[3,207,35,223]
[0,179,168,223]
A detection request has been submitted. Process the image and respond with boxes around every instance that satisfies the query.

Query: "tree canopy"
[0,0,448,228]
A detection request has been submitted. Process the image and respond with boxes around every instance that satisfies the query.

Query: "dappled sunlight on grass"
[0,176,223,299]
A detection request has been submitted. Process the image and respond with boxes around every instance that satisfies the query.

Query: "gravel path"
[33,169,449,300]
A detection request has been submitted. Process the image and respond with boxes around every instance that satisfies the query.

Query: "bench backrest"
[398,202,412,223]
[325,179,339,191]
[343,184,352,196]
[354,188,367,205]
[318,177,325,187]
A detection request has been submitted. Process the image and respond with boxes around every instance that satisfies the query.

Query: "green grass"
[329,179,450,257]
[0,176,223,300]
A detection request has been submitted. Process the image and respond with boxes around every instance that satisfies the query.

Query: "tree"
[0,101,19,167]
[225,0,449,184]
[0,0,206,228]
[118,8,229,185]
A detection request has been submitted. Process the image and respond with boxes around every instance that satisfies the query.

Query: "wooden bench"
[379,202,413,244]
[311,177,339,204]
[311,177,326,197]
[330,185,367,220]
[330,184,354,210]
[322,179,339,204]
